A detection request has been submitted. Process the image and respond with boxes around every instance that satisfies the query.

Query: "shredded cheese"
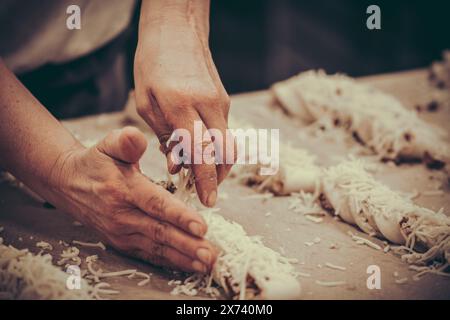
[347,232,382,251]
[72,240,106,250]
[315,280,347,287]
[36,241,53,251]
[322,160,449,274]
[325,262,346,271]
[0,238,94,299]
[167,169,301,300]
[272,69,450,164]
[201,208,301,300]
[394,277,408,284]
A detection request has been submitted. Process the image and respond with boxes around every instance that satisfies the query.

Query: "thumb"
[96,126,147,164]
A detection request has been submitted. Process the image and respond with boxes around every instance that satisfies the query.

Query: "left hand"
[46,127,217,273]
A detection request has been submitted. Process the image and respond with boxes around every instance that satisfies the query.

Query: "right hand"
[46,126,217,273]
[134,8,236,208]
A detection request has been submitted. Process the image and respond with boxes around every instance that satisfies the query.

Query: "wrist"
[139,0,210,43]
[47,142,85,194]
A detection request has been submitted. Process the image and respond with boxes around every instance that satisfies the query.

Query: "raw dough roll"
[237,144,321,196]
[202,209,301,300]
[321,160,450,265]
[272,70,450,167]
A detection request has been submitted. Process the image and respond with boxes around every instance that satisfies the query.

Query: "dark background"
[209,0,450,93]
[18,0,450,118]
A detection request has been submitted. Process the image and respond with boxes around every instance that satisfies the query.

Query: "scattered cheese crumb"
[72,240,106,250]
[36,241,53,251]
[241,193,273,200]
[315,280,347,287]
[348,231,382,250]
[395,277,408,284]
[58,240,69,247]
[325,262,347,271]
[305,215,323,223]
[297,272,312,278]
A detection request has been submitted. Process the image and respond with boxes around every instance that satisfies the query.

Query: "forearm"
[0,59,82,198]
[139,0,210,42]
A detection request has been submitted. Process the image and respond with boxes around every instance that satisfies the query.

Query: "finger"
[115,210,216,266]
[130,242,208,273]
[130,174,208,237]
[167,110,218,207]
[191,125,218,207]
[164,140,183,175]
[149,88,218,206]
[136,89,178,177]
[197,110,236,185]
[96,126,147,164]
[135,89,173,145]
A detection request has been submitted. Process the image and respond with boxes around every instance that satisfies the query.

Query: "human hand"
[47,127,216,273]
[134,0,235,207]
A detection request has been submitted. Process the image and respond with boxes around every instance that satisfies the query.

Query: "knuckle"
[136,104,157,124]
[221,93,231,111]
[174,94,193,108]
[144,195,167,220]
[150,242,166,259]
[109,214,129,235]
[136,104,149,118]
[195,168,217,183]
[100,180,128,204]
[223,93,231,106]
[152,222,168,244]
[198,91,222,108]
[174,212,185,230]
[163,90,192,109]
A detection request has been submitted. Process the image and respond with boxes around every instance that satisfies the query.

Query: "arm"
[135,0,235,208]
[0,59,215,272]
[0,60,81,197]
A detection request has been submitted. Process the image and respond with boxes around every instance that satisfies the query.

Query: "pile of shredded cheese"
[272,70,449,165]
[288,191,325,223]
[321,160,450,269]
[0,238,94,300]
[169,207,301,300]
[200,208,301,300]
[167,170,301,299]
[0,233,154,300]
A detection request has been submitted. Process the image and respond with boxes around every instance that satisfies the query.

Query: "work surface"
[1,69,449,299]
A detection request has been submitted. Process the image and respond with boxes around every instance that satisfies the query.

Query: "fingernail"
[196,248,211,265]
[189,221,204,237]
[192,260,207,273]
[206,190,217,207]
